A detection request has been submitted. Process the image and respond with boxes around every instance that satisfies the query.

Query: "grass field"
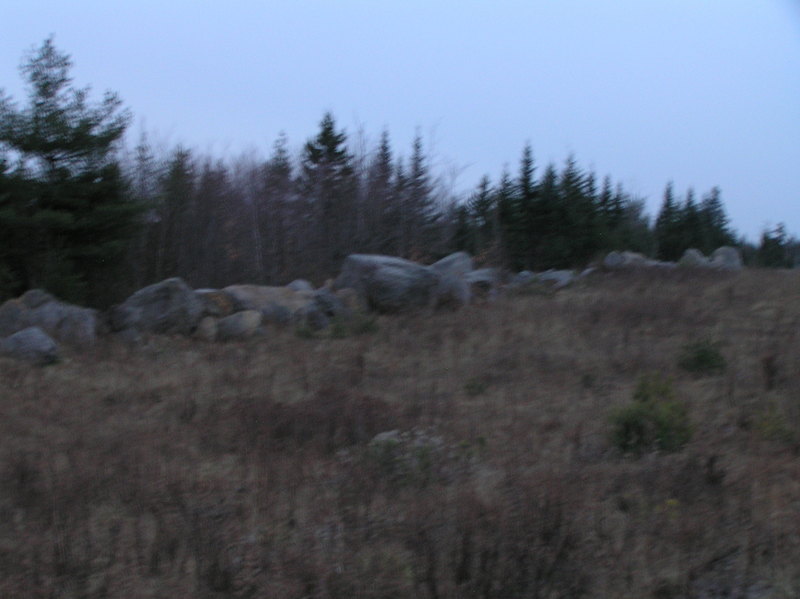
[2,268,800,598]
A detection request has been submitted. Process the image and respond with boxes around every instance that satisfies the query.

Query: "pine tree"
[757,223,793,267]
[680,187,703,251]
[0,38,140,304]
[516,143,539,268]
[299,112,355,268]
[559,155,598,265]
[259,132,294,282]
[364,129,395,253]
[495,167,520,269]
[698,186,734,252]
[152,147,195,282]
[533,163,563,268]
[467,174,494,256]
[655,182,682,260]
[404,132,438,258]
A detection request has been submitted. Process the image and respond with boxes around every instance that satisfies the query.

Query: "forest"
[1,39,797,307]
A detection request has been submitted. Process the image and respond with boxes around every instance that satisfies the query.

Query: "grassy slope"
[2,268,800,598]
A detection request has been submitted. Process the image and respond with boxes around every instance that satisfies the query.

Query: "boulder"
[538,269,575,289]
[710,246,743,271]
[194,316,218,342]
[19,289,57,308]
[0,327,60,365]
[28,301,97,346]
[334,254,439,313]
[222,285,312,324]
[430,252,474,277]
[679,249,710,268]
[195,289,236,318]
[430,252,473,308]
[287,279,315,293]
[603,251,653,269]
[109,277,202,335]
[508,270,537,289]
[0,291,96,346]
[216,310,262,341]
[334,288,365,313]
[0,299,29,337]
[294,304,330,331]
[465,268,502,299]
[312,287,351,319]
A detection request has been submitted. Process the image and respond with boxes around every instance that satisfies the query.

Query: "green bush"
[610,374,692,455]
[678,339,726,376]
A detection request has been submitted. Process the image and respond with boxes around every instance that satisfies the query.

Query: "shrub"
[678,339,726,376]
[610,374,692,455]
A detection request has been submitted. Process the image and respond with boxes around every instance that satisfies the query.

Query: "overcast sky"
[2,1,799,241]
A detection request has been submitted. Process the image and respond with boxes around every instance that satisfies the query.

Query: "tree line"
[0,39,796,306]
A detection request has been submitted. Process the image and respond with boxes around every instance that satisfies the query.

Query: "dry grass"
[2,268,800,598]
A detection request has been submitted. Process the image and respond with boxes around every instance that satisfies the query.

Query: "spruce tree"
[404,132,437,258]
[655,182,682,260]
[516,143,539,268]
[300,112,355,267]
[364,130,395,253]
[467,174,494,256]
[698,186,734,251]
[0,38,139,304]
[495,168,520,269]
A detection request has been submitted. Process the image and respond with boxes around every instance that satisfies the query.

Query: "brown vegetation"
[2,268,800,598]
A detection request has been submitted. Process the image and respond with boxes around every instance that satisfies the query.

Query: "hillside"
[2,268,799,598]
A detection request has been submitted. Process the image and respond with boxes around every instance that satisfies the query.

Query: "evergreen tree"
[494,167,520,268]
[516,143,539,268]
[259,132,295,281]
[533,163,564,268]
[756,223,794,267]
[559,155,598,265]
[0,38,140,304]
[364,129,395,253]
[404,132,438,258]
[467,174,494,256]
[153,147,195,282]
[299,112,355,268]
[680,187,703,251]
[698,186,734,251]
[655,182,682,260]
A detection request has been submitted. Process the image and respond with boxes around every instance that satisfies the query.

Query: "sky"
[1,1,799,241]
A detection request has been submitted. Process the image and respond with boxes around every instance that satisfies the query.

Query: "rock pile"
[0,246,746,364]
[603,246,742,272]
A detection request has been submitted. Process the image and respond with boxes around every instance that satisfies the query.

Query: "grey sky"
[2,1,799,241]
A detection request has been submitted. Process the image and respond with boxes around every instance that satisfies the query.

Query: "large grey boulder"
[222,285,312,324]
[508,270,537,289]
[334,254,439,313]
[109,277,202,335]
[678,249,710,268]
[0,299,29,337]
[538,269,576,289]
[0,290,97,346]
[28,300,97,346]
[604,251,652,269]
[312,287,350,319]
[465,268,502,299]
[710,246,743,271]
[195,289,235,318]
[216,310,262,341]
[287,279,315,293]
[429,252,473,308]
[194,316,218,342]
[0,327,60,365]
